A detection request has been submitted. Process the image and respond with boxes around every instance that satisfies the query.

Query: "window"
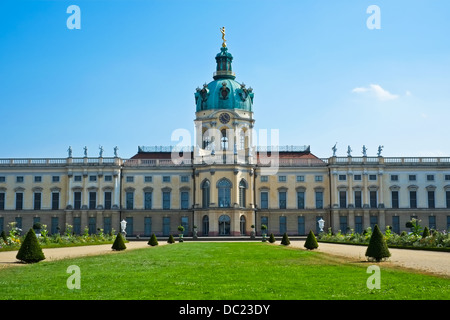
[74,192,82,210]
[447,191,450,209]
[34,176,42,183]
[15,217,22,229]
[429,216,436,230]
[89,192,97,210]
[355,216,363,234]
[338,175,346,181]
[144,217,152,236]
[428,191,435,209]
[73,217,81,234]
[354,175,362,181]
[52,176,60,183]
[0,176,5,183]
[315,191,323,209]
[181,191,189,209]
[180,175,189,183]
[339,191,347,208]
[104,175,113,182]
[279,216,287,234]
[104,217,112,235]
[410,191,417,208]
[445,175,450,181]
[126,192,134,210]
[239,180,246,208]
[202,215,209,236]
[163,191,171,209]
[354,191,362,208]
[34,193,41,210]
[16,176,24,183]
[16,193,23,210]
[370,191,377,208]
[392,216,400,234]
[278,176,286,182]
[50,194,61,212]
[217,179,231,208]
[339,216,348,233]
[370,216,378,229]
[261,216,268,234]
[104,192,112,210]
[162,176,171,183]
[144,176,153,183]
[51,217,59,234]
[0,193,5,210]
[260,191,268,209]
[88,217,96,235]
[74,175,82,182]
[181,216,189,236]
[298,216,305,235]
[126,176,134,183]
[260,176,268,182]
[202,180,210,208]
[427,175,434,181]
[315,175,323,182]
[279,191,287,209]
[369,175,377,181]
[89,175,97,182]
[409,175,416,181]
[296,175,305,182]
[144,192,152,210]
[297,191,305,209]
[391,191,399,209]
[391,175,398,181]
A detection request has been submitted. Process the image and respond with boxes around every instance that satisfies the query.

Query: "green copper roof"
[195,46,254,112]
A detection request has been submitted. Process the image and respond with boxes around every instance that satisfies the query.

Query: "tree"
[111,232,126,251]
[16,228,45,263]
[281,232,290,246]
[365,225,391,262]
[268,233,276,243]
[167,234,175,244]
[304,230,318,250]
[148,233,158,246]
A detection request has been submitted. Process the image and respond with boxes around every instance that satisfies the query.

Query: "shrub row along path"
[0,240,449,277]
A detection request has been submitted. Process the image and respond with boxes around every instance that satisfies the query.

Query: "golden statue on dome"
[220,27,226,48]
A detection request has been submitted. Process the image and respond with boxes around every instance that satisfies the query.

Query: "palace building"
[1,32,450,238]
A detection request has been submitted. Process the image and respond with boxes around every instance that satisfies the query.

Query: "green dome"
[195,47,254,112]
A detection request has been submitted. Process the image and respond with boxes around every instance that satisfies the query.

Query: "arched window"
[202,215,209,236]
[239,179,247,208]
[217,178,231,208]
[240,215,246,235]
[201,180,210,208]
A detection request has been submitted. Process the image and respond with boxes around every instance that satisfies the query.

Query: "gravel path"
[1,240,449,277]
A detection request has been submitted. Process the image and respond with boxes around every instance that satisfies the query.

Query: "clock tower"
[192,28,256,236]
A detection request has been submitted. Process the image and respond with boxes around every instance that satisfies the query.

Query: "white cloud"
[352,84,399,101]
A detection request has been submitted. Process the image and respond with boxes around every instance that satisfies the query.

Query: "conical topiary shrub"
[268,233,276,243]
[281,232,290,246]
[422,226,430,238]
[167,234,175,244]
[304,230,318,250]
[148,233,158,246]
[365,225,391,262]
[111,232,126,251]
[16,228,45,263]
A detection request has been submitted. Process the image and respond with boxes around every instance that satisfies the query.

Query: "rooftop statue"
[220,26,226,48]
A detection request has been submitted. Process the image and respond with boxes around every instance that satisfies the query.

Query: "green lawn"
[1,242,448,300]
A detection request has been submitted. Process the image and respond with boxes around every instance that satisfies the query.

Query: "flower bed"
[0,222,118,252]
[317,219,450,252]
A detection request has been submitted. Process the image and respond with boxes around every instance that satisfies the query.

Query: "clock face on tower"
[219,113,230,124]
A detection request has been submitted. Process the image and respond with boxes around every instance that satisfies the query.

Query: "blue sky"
[0,0,449,159]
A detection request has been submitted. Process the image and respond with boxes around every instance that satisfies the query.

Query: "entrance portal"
[218,215,231,235]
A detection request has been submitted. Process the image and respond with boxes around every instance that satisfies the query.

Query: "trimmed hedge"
[16,229,45,263]
[148,233,158,246]
[304,230,318,250]
[365,225,391,262]
[111,233,127,251]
